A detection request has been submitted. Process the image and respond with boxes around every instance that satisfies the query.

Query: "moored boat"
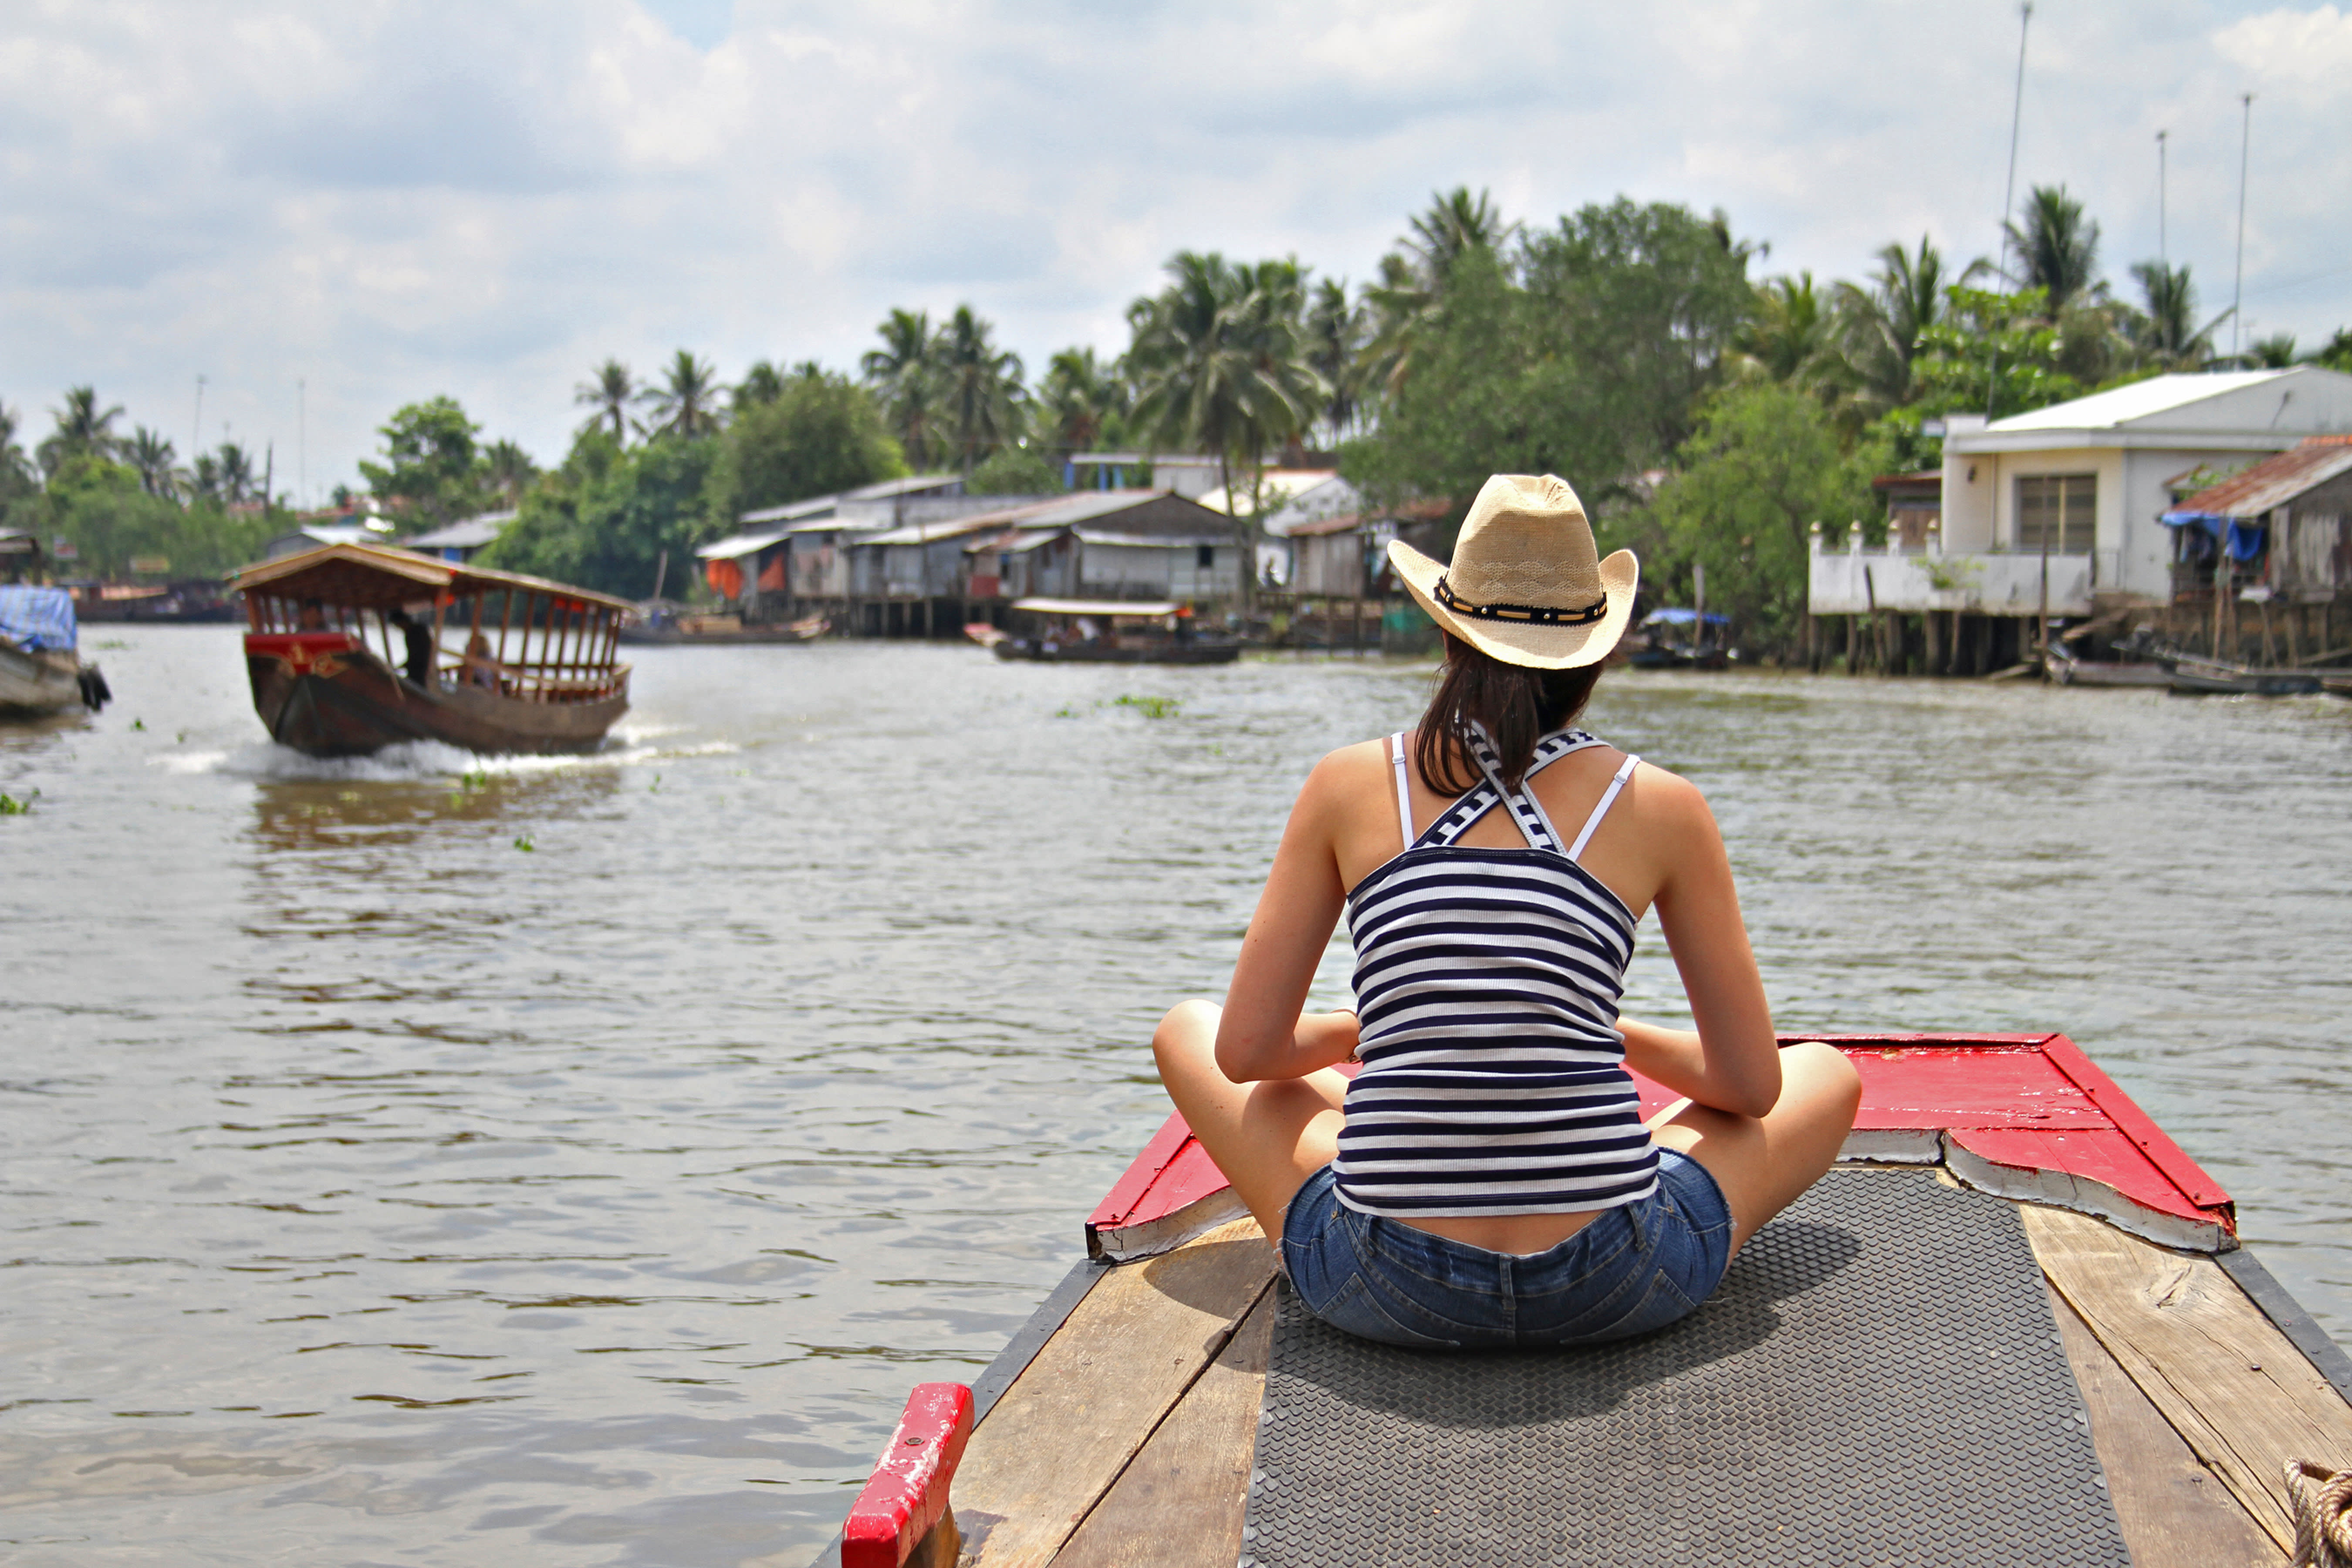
[821,1031,2352,1568]
[992,598,1241,665]
[230,543,630,757]
[1625,606,1730,670]
[2170,667,2324,696]
[618,605,830,645]
[2046,645,2173,687]
[0,585,111,715]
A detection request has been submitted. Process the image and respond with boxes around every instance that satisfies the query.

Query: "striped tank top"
[1331,724,1657,1219]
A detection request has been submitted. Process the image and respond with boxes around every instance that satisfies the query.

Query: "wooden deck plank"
[951,1218,1273,1568]
[2026,1205,2352,1556]
[2048,1281,2285,1567]
[1049,1289,1274,1568]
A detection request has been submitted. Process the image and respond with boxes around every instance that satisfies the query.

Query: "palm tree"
[574,359,636,443]
[2242,333,2298,369]
[1735,274,1842,389]
[641,350,723,439]
[934,306,1026,474]
[862,308,944,470]
[734,360,785,411]
[1361,189,1517,396]
[189,453,223,505]
[1304,278,1370,444]
[0,405,35,505]
[1038,348,1125,455]
[483,439,538,504]
[126,427,179,498]
[1832,237,1988,413]
[2125,261,2229,372]
[1404,187,1516,285]
[2004,186,2106,317]
[37,385,127,477]
[216,443,257,506]
[1127,252,1324,600]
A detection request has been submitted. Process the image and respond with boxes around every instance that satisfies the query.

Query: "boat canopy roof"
[233,542,633,614]
[1011,596,1180,618]
[1642,607,1729,628]
[0,585,76,652]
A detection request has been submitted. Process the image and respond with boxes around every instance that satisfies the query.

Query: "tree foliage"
[482,429,719,599]
[1128,250,1322,506]
[1346,199,1754,524]
[968,445,1064,495]
[1652,385,1872,644]
[703,370,906,524]
[358,396,485,526]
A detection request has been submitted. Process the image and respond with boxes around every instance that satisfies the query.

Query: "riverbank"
[3,627,2347,1564]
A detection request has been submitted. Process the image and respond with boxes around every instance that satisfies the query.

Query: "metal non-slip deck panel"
[1243,1171,2128,1567]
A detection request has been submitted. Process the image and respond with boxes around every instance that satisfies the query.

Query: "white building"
[1812,367,2352,615]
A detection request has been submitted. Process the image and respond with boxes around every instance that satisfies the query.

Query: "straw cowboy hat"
[1387,474,1639,669]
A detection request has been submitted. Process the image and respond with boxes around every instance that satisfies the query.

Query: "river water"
[3,627,2347,1565]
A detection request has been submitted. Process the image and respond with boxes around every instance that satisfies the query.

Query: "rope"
[2288,1459,2352,1568]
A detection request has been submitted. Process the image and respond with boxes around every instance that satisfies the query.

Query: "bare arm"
[1625,775,1781,1119]
[1215,752,1364,1082]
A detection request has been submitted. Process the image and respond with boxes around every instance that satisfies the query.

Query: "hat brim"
[1388,539,1639,670]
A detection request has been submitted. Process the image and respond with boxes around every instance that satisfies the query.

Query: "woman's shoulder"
[1304,735,1395,785]
[1619,754,1715,831]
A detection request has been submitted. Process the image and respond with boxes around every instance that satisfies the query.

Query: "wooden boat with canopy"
[819,1032,2352,1568]
[232,543,631,757]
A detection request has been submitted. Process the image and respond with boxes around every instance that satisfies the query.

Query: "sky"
[4,0,2349,505]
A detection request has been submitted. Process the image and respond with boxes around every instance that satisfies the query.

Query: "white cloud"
[1,0,2345,502]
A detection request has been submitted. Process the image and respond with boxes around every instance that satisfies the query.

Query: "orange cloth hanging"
[706,559,744,599]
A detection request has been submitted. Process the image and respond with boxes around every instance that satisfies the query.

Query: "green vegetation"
[11,180,2343,642]
[0,788,38,814]
[1115,694,1181,719]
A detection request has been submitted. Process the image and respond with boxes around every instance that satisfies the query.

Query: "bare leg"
[1650,1040,1862,1255]
[1151,999,1348,1245]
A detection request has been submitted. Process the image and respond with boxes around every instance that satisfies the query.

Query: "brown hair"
[1413,633,1604,796]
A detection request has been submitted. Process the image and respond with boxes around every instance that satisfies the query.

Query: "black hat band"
[1433,574,1609,626]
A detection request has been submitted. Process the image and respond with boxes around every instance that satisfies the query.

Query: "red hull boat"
[822,1033,2352,1568]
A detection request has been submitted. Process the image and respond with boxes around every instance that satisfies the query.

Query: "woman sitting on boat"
[1155,474,1862,1348]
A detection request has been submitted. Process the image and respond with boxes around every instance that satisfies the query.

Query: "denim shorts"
[1279,1149,1734,1350]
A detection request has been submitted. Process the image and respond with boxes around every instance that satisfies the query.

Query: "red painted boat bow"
[1087,1033,2237,1259]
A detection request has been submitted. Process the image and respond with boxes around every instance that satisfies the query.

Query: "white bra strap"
[1389,732,1413,851]
[1567,755,1641,862]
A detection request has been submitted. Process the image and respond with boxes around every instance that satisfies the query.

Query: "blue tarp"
[0,585,76,652]
[2159,511,2268,562]
[1642,607,1729,628]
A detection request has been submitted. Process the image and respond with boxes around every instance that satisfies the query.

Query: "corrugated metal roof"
[1985,370,2290,433]
[736,495,841,526]
[856,500,1067,546]
[1073,529,1228,548]
[400,509,516,550]
[2176,436,2352,519]
[696,528,794,561]
[1011,597,1179,617]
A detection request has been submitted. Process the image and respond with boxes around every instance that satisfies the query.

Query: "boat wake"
[153,733,736,783]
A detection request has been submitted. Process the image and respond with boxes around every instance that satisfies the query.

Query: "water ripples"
[2,627,2346,1563]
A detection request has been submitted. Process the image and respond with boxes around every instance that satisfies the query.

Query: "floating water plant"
[0,788,38,815]
[1115,694,1181,720]
[513,835,535,852]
